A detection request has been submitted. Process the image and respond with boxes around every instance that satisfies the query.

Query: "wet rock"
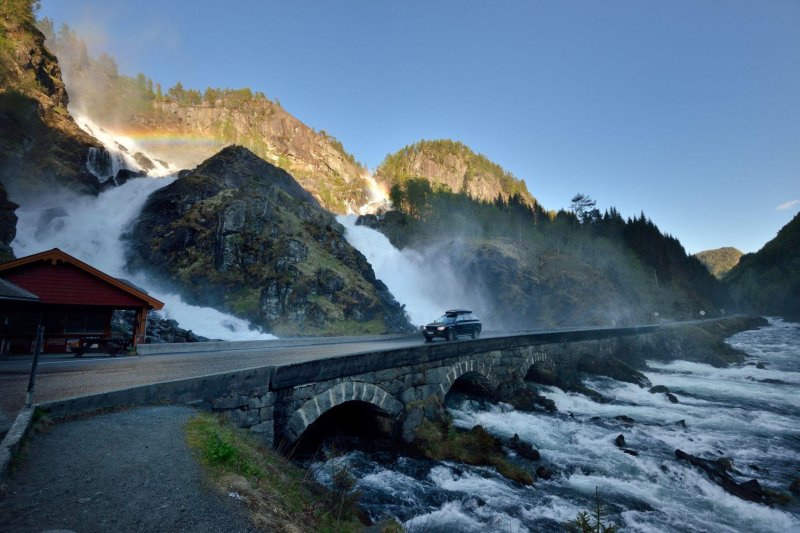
[574,385,610,404]
[461,495,486,509]
[614,415,635,424]
[589,416,601,422]
[649,385,670,394]
[577,354,652,388]
[716,457,734,472]
[675,449,779,505]
[614,434,626,447]
[756,362,766,369]
[675,419,687,428]
[507,434,540,461]
[535,466,553,480]
[666,393,679,403]
[622,449,639,457]
[760,378,788,385]
[790,479,800,495]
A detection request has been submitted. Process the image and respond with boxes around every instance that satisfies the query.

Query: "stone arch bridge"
[42,322,720,449]
[201,325,661,447]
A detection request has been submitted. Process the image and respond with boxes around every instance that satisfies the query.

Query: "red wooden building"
[0,248,164,354]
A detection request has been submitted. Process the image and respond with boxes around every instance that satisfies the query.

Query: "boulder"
[666,393,679,403]
[649,385,670,394]
[536,466,553,480]
[675,449,779,505]
[614,434,626,447]
[507,434,540,461]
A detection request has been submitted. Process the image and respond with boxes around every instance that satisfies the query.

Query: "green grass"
[412,417,533,485]
[185,414,364,532]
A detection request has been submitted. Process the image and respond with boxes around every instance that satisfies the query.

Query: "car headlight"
[437,326,445,331]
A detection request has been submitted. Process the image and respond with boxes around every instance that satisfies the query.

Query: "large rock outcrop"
[0,3,100,202]
[127,146,412,336]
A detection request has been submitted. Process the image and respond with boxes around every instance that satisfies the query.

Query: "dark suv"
[422,310,482,342]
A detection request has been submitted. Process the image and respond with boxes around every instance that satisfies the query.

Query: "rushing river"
[311,318,800,532]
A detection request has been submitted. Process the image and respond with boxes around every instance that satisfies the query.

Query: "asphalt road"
[0,334,434,423]
[0,319,709,425]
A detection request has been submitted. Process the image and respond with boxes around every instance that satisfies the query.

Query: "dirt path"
[0,405,258,532]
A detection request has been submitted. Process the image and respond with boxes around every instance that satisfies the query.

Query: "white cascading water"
[77,115,175,180]
[336,215,472,327]
[310,318,800,531]
[11,115,274,341]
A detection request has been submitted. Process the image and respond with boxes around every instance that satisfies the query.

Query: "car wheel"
[446,329,455,342]
[471,329,479,340]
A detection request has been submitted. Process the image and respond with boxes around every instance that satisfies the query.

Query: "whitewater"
[310,318,800,532]
[10,115,273,341]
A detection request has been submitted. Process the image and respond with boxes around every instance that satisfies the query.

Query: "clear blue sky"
[40,0,800,254]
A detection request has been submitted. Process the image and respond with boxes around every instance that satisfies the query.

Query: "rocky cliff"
[125,98,372,214]
[725,212,800,321]
[0,2,100,203]
[375,139,536,206]
[127,146,412,336]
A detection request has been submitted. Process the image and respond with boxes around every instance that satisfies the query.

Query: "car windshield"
[437,315,456,324]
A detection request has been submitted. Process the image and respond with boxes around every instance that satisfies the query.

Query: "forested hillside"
[725,212,800,321]
[37,19,371,213]
[694,247,743,278]
[362,181,729,328]
[376,140,536,207]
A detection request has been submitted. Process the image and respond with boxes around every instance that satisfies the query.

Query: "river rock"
[675,449,778,505]
[675,419,687,428]
[536,466,553,480]
[666,392,679,403]
[756,362,766,369]
[649,385,670,394]
[622,449,639,457]
[614,415,635,424]
[614,434,626,447]
[507,434,540,461]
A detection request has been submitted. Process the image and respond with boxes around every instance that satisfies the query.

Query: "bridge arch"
[520,351,558,385]
[284,381,403,444]
[436,359,499,400]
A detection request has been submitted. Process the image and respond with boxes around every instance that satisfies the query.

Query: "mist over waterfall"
[11,118,274,341]
[336,215,478,326]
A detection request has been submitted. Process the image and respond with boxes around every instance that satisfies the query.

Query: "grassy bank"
[185,413,371,532]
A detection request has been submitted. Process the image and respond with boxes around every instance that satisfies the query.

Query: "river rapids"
[309,318,800,532]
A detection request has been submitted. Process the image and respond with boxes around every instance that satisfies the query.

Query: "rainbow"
[110,129,221,148]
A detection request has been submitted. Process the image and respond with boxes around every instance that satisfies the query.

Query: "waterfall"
[10,117,274,341]
[336,215,475,327]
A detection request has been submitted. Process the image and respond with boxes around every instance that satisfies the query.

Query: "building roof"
[0,277,40,302]
[0,249,164,310]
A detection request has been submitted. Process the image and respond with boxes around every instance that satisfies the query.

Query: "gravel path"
[0,405,259,532]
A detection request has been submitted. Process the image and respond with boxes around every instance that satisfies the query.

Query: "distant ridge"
[375,139,536,207]
[694,247,743,278]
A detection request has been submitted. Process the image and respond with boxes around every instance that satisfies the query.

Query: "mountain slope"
[375,139,536,206]
[725,212,800,321]
[694,247,742,278]
[0,2,100,204]
[37,20,371,214]
[127,146,412,336]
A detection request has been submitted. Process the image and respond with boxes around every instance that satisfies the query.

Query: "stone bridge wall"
[38,323,675,448]
[206,337,626,447]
